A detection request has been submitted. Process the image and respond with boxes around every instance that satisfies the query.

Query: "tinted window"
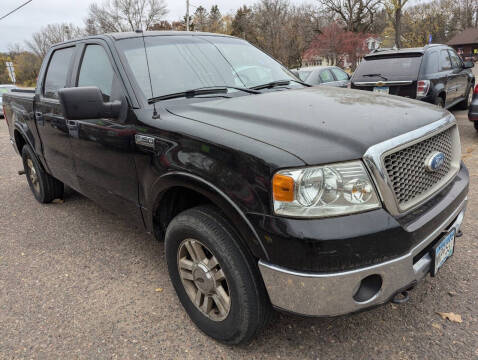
[423,51,439,74]
[43,47,74,99]
[78,45,115,101]
[331,68,349,81]
[448,50,462,69]
[354,55,422,80]
[439,50,452,71]
[319,70,334,83]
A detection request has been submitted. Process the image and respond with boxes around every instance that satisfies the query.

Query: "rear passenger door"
[438,49,454,105]
[35,46,79,189]
[69,41,143,226]
[448,49,468,101]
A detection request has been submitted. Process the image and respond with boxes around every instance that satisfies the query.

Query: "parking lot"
[0,105,477,359]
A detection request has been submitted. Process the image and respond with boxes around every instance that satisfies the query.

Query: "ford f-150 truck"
[2,31,469,345]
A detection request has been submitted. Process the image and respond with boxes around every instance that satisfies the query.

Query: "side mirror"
[58,86,121,120]
[463,61,474,69]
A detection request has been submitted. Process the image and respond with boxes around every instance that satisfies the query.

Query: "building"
[301,35,381,69]
[448,28,478,60]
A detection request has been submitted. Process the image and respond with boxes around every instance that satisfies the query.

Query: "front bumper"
[259,197,466,316]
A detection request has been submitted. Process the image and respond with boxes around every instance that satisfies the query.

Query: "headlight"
[272,161,381,218]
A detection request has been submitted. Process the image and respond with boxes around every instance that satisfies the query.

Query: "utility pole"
[186,0,190,31]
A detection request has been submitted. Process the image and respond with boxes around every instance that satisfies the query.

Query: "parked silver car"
[0,85,17,116]
[291,66,350,88]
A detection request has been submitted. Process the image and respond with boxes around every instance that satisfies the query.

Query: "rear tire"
[474,121,478,132]
[434,96,445,108]
[456,84,473,110]
[21,145,64,203]
[165,205,272,344]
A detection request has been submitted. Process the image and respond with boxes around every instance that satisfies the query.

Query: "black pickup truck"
[3,31,469,344]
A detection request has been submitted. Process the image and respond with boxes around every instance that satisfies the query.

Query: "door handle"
[35,111,44,126]
[67,120,78,128]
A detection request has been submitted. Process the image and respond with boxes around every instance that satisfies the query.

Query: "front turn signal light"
[273,174,294,202]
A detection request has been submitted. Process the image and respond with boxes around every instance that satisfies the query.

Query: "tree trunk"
[395,6,401,48]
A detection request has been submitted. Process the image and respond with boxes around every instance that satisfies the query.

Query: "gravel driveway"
[0,107,477,359]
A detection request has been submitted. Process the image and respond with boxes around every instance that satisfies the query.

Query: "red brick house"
[448,28,478,61]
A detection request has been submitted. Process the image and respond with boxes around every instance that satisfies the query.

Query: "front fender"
[143,171,269,260]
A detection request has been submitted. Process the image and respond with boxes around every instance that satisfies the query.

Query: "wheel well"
[153,186,212,240]
[14,130,26,153]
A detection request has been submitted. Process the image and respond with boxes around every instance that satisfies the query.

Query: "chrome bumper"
[259,198,467,316]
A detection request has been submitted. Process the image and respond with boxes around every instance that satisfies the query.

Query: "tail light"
[417,80,430,98]
[474,84,478,94]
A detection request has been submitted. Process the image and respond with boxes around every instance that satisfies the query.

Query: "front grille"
[383,127,456,210]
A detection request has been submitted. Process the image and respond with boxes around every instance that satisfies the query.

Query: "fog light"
[353,274,382,303]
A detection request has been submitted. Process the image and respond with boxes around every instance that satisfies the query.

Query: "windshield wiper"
[148,86,260,104]
[362,73,388,81]
[251,79,310,90]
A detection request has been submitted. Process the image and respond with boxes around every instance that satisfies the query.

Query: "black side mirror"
[58,86,121,120]
[463,61,474,69]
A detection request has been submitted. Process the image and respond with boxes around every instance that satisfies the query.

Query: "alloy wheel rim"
[27,158,40,193]
[177,238,231,321]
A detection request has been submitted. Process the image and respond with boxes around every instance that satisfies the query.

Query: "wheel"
[434,96,445,108]
[456,84,473,110]
[21,145,64,203]
[474,121,478,132]
[165,205,272,344]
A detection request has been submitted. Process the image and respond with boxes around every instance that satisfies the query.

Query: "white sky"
[0,0,311,52]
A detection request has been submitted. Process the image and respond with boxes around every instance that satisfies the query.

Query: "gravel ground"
[0,106,477,359]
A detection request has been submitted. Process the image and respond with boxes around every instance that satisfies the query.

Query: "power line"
[0,0,33,22]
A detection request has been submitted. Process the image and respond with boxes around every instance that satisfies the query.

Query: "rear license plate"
[373,86,389,94]
[431,229,455,276]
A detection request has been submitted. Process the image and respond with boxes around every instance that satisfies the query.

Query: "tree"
[14,52,42,87]
[193,6,209,32]
[384,0,409,48]
[231,5,256,41]
[208,5,223,33]
[318,0,382,33]
[25,23,83,59]
[307,22,346,66]
[84,0,168,34]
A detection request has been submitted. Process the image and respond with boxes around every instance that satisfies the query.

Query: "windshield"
[116,35,296,100]
[354,55,423,81]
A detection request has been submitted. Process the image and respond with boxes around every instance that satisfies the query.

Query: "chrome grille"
[383,126,457,210]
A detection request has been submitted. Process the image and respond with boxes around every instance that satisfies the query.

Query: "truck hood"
[166,86,449,165]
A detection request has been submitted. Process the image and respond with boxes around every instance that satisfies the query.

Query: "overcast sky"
[0,0,310,52]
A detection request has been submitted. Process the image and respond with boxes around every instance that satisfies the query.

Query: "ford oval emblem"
[425,151,445,172]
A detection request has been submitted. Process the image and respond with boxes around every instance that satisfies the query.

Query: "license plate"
[431,229,455,276]
[373,86,389,94]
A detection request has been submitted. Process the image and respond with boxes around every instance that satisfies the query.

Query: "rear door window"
[439,50,452,71]
[319,69,334,83]
[354,55,422,81]
[43,47,75,99]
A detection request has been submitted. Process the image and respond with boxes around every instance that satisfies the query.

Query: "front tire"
[21,145,64,203]
[165,205,271,344]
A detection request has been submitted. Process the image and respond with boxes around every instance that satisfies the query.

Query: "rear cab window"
[331,68,349,81]
[43,47,75,99]
[354,53,423,81]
